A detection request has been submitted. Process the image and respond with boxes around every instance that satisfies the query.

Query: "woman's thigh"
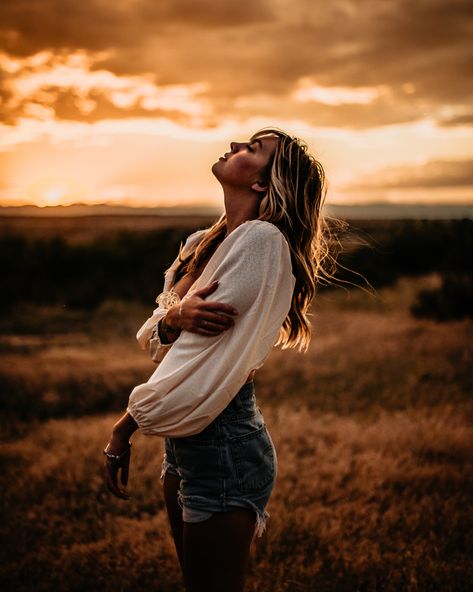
[163,472,186,573]
[182,508,256,592]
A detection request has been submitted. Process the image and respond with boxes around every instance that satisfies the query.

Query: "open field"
[0,214,216,245]
[1,270,472,591]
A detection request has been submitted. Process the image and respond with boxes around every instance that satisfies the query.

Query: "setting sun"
[26,176,85,206]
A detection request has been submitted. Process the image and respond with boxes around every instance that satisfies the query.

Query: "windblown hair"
[171,127,345,353]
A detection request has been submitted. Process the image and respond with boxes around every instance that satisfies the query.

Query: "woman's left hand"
[103,436,132,500]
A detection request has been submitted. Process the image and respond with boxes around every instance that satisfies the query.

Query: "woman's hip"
[163,381,277,496]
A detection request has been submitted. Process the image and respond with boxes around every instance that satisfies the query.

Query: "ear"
[251,180,268,195]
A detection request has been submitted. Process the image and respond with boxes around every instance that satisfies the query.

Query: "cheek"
[228,156,259,179]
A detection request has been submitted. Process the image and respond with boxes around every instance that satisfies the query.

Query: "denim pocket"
[229,425,275,492]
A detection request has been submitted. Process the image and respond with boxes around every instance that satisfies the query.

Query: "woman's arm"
[139,229,235,362]
[103,411,139,500]
[111,411,139,443]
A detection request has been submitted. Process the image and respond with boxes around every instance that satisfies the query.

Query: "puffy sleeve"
[135,228,206,363]
[127,221,295,437]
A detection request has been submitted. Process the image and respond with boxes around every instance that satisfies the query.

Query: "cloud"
[0,0,472,129]
[438,112,473,127]
[343,158,473,191]
[0,0,274,55]
[0,50,212,126]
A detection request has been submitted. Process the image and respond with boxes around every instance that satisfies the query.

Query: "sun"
[26,176,85,206]
[42,185,68,205]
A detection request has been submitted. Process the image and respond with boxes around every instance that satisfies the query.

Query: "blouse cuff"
[126,401,155,435]
[148,320,174,364]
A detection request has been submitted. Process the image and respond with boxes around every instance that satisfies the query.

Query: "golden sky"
[1,0,472,207]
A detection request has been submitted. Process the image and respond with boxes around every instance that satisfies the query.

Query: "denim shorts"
[160,381,278,538]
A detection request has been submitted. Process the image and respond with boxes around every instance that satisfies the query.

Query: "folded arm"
[127,221,294,437]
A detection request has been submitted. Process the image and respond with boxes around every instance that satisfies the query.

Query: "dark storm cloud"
[1,0,472,128]
[345,159,473,191]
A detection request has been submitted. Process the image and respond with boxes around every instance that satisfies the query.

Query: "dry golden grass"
[0,214,215,244]
[1,404,471,591]
[1,275,472,591]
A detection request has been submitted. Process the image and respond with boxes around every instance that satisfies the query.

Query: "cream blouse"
[127,219,296,437]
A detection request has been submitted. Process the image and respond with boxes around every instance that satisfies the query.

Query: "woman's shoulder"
[245,221,295,280]
[185,220,291,268]
[226,220,294,275]
[231,219,285,243]
[232,219,291,257]
[186,219,281,249]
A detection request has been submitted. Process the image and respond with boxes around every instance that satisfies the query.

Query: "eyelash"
[247,144,254,152]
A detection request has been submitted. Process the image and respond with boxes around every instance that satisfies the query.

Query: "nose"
[230,141,244,153]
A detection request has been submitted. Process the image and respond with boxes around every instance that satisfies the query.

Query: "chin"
[211,161,221,178]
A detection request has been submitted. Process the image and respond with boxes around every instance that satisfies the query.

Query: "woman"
[103,128,333,592]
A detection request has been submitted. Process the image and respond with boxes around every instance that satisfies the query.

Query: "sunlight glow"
[26,176,86,206]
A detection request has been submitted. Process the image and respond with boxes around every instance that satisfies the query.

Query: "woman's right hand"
[165,280,238,337]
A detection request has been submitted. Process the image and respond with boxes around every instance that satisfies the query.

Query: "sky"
[0,0,472,208]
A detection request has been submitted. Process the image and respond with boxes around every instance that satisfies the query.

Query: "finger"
[103,462,130,500]
[200,301,238,316]
[120,461,129,487]
[104,464,127,499]
[197,312,235,328]
[200,320,233,333]
[194,280,219,298]
[198,328,223,336]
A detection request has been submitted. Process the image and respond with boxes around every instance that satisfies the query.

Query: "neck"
[222,186,260,237]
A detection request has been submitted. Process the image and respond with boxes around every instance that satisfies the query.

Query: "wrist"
[107,434,131,457]
[163,304,182,332]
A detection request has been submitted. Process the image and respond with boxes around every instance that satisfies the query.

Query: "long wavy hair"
[170,127,344,353]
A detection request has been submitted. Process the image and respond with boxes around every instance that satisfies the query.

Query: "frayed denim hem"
[160,456,271,540]
[177,491,270,540]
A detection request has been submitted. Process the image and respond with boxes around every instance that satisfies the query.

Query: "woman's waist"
[217,380,257,421]
[168,380,259,446]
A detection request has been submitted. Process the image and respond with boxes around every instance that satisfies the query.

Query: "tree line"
[1,218,471,320]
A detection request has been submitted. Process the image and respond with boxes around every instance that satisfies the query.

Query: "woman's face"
[212,135,278,191]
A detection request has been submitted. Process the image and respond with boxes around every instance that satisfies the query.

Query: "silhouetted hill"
[1,202,472,219]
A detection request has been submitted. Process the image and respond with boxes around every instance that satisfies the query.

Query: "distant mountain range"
[0,202,472,219]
